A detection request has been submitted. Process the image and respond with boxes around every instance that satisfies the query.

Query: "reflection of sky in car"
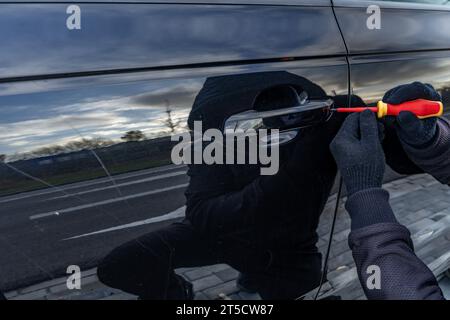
[0,4,340,79]
[0,80,201,159]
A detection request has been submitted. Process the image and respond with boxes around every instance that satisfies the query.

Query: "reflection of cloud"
[0,4,340,79]
[0,112,125,142]
[131,83,200,108]
[0,83,192,157]
[351,57,450,102]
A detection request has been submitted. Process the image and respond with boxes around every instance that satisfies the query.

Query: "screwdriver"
[334,99,443,119]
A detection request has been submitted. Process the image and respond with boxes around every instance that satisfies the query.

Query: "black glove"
[382,82,450,184]
[383,82,440,147]
[330,110,385,196]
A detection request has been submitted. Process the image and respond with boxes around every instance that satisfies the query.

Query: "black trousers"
[97,220,322,300]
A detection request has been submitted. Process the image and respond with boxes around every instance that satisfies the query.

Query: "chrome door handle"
[224,99,334,131]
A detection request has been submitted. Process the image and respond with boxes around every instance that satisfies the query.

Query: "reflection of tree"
[164,106,181,134]
[121,130,146,142]
[31,138,114,157]
[8,137,114,161]
[63,138,113,152]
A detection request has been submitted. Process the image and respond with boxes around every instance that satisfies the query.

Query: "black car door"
[0,0,349,296]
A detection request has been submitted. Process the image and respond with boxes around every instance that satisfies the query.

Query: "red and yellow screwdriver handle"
[335,99,444,119]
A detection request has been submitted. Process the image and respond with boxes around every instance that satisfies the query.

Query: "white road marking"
[29,183,189,221]
[62,206,186,240]
[48,170,186,200]
[0,164,185,204]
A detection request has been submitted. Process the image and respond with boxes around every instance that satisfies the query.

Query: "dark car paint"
[0,0,449,293]
[333,2,450,112]
[334,1,450,54]
[0,1,350,291]
[0,3,345,80]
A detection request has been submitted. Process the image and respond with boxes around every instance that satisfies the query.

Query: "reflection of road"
[0,163,403,292]
[0,164,189,291]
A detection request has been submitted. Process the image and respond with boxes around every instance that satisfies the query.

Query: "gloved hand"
[383,82,440,147]
[382,82,450,185]
[330,110,385,196]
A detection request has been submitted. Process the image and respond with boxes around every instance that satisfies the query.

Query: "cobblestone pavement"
[5,174,450,300]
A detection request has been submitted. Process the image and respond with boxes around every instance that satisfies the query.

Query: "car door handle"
[224,99,334,131]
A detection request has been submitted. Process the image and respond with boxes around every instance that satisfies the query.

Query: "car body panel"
[334,1,450,114]
[0,2,344,80]
[0,2,349,291]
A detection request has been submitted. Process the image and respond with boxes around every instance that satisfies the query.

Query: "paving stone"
[340,284,364,300]
[215,268,239,282]
[318,223,332,237]
[185,267,213,281]
[194,292,210,300]
[421,255,437,265]
[332,219,351,235]
[390,187,422,199]
[228,293,242,300]
[206,264,230,273]
[175,267,193,274]
[332,229,350,243]
[317,237,328,250]
[430,213,449,222]
[408,218,435,235]
[238,291,261,300]
[328,250,354,271]
[400,209,434,225]
[327,265,350,280]
[203,281,239,300]
[329,240,350,258]
[192,274,223,292]
[417,236,450,260]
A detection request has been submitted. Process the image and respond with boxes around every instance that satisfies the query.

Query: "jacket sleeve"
[346,188,445,300]
[401,117,450,185]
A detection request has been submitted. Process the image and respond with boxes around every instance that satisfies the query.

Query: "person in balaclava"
[330,82,449,299]
[97,71,347,299]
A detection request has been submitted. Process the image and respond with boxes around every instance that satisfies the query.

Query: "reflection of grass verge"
[0,158,172,197]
